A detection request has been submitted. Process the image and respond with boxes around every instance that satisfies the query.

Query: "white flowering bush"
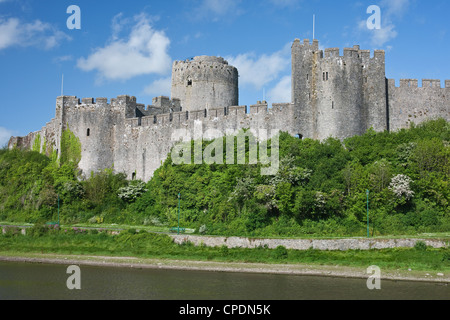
[118,181,148,203]
[389,174,415,201]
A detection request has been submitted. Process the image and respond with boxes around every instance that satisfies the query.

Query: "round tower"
[171,56,239,112]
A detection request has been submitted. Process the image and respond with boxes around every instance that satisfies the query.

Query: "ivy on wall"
[60,126,82,167]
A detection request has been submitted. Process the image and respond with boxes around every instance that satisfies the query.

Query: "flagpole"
[313,14,315,39]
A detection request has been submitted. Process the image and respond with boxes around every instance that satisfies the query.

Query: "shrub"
[414,241,428,251]
[441,250,450,263]
[273,245,288,260]
[220,245,229,257]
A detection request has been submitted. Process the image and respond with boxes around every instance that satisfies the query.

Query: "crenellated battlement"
[11,38,449,182]
[122,100,294,131]
[388,79,449,89]
[294,39,385,63]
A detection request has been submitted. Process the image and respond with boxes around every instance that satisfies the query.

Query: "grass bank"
[1,227,449,278]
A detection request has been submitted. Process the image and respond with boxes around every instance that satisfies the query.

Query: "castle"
[9,39,450,181]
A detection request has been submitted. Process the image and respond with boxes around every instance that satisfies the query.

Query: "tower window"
[187,79,193,86]
[87,128,90,136]
[326,72,329,81]
[204,109,208,118]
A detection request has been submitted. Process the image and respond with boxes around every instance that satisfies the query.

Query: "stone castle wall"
[8,39,449,181]
[292,39,389,141]
[387,79,450,131]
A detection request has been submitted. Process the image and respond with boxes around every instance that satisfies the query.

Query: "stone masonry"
[8,39,450,181]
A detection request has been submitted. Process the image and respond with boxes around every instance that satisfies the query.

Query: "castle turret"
[171,56,239,113]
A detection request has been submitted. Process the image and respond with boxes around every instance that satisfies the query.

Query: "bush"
[273,245,288,260]
[414,241,428,251]
[2,226,22,237]
[441,250,450,263]
[27,224,48,237]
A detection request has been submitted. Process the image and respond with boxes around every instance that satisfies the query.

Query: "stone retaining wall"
[170,234,449,251]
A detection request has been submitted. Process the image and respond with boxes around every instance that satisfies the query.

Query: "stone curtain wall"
[8,41,450,182]
[170,234,449,251]
[387,79,450,131]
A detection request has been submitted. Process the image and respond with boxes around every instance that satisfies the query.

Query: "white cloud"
[226,43,291,90]
[0,127,15,147]
[193,0,243,21]
[0,17,70,50]
[143,76,172,97]
[267,0,301,9]
[267,75,291,103]
[358,0,410,47]
[382,0,410,17]
[77,14,171,82]
[53,55,73,63]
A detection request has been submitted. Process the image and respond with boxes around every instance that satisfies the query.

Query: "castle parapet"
[57,96,80,107]
[343,48,358,58]
[360,50,371,60]
[82,98,94,105]
[250,101,268,114]
[422,79,442,88]
[325,48,340,58]
[373,50,385,59]
[391,79,448,89]
[400,79,418,88]
[296,39,319,51]
[229,105,247,116]
[96,98,108,107]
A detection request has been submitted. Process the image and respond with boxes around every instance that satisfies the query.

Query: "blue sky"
[1,0,449,146]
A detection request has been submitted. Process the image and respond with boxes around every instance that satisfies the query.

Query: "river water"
[0,261,448,300]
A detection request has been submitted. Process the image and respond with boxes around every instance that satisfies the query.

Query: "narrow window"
[326,72,329,81]
[186,111,189,120]
[224,107,228,116]
[332,101,334,109]
[323,72,325,81]
[187,79,193,86]
[169,113,173,122]
[307,74,309,80]
[204,109,207,118]
[87,128,90,136]
[153,115,157,124]
[138,118,142,126]
[132,172,136,180]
